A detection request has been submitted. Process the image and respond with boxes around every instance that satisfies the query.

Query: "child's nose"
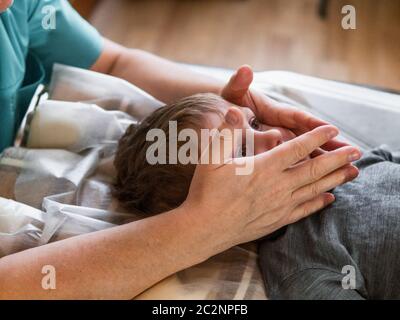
[254,129,283,153]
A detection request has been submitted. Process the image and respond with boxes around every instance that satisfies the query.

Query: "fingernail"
[348,151,361,162]
[346,166,359,179]
[327,127,339,139]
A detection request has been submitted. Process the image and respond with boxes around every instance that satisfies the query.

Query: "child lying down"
[113,93,400,300]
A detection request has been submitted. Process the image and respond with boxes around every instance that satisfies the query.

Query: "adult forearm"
[0,207,210,299]
[108,47,224,104]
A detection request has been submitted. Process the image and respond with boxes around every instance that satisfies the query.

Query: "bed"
[0,64,399,299]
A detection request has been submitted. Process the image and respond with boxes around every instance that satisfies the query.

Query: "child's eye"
[249,117,261,130]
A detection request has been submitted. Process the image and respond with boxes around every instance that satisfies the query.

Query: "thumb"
[221,65,253,105]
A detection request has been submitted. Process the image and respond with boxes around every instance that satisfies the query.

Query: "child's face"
[206,104,296,157]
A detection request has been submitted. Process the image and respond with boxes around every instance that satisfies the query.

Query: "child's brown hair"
[114,93,227,214]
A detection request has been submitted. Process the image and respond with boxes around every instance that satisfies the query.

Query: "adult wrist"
[172,203,234,264]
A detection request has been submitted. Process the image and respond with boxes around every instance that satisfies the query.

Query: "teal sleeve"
[27,0,103,83]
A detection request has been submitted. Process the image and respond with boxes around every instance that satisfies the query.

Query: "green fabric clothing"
[0,0,103,151]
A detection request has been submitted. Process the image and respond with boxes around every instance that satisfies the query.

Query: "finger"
[269,106,351,151]
[288,146,362,189]
[261,125,339,170]
[289,193,336,224]
[268,105,352,152]
[221,65,253,104]
[291,165,359,204]
[261,102,325,132]
[290,109,326,132]
[321,139,351,151]
[293,126,351,151]
[251,96,346,151]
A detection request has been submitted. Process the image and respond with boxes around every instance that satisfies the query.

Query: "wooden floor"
[90,0,400,91]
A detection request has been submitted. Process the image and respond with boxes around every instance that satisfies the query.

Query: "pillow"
[48,63,163,120]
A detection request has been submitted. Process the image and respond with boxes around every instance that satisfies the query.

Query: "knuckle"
[302,206,310,218]
[309,160,320,180]
[289,190,296,202]
[293,140,309,160]
[309,183,320,198]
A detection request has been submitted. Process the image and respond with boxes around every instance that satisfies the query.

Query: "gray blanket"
[259,147,400,299]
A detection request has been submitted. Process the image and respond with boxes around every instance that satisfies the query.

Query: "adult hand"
[181,125,360,253]
[221,65,349,151]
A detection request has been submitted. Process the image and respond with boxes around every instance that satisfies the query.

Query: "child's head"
[114,93,295,214]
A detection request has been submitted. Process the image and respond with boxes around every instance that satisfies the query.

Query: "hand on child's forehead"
[241,107,256,120]
[237,106,297,141]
